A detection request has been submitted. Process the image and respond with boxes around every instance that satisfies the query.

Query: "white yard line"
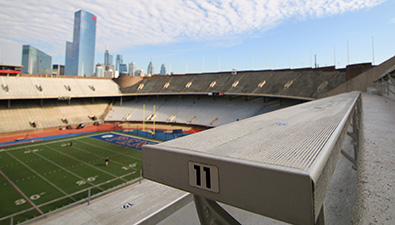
[78,139,142,162]
[1,136,88,152]
[5,151,76,201]
[45,145,129,183]
[33,152,104,191]
[69,142,138,171]
[1,131,159,153]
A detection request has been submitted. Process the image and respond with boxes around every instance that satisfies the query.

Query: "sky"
[0,0,394,74]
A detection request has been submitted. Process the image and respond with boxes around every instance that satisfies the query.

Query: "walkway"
[352,94,395,224]
[34,180,191,225]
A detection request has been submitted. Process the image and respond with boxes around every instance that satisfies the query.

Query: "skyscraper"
[65,41,73,74]
[147,60,154,75]
[115,54,123,71]
[119,64,127,74]
[21,45,52,75]
[65,10,97,76]
[160,64,166,75]
[95,63,105,77]
[129,61,136,76]
[52,64,65,75]
[104,48,113,66]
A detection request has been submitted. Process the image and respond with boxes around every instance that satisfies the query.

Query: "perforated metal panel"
[143,91,360,225]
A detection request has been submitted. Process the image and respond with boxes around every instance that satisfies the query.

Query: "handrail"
[143,91,361,225]
[374,65,395,100]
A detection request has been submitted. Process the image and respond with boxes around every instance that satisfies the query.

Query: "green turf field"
[0,132,149,224]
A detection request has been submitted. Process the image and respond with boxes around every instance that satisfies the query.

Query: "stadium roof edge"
[120,92,314,101]
[0,92,313,101]
[0,94,124,100]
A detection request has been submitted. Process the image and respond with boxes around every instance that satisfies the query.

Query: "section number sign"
[188,161,219,193]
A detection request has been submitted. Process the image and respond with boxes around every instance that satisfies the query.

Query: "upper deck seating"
[0,76,121,99]
[122,70,345,100]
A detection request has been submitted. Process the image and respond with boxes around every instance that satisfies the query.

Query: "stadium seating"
[0,76,121,99]
[0,99,110,133]
[121,69,346,100]
[106,96,302,127]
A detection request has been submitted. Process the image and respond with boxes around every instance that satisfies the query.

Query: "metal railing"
[142,91,362,225]
[375,66,395,100]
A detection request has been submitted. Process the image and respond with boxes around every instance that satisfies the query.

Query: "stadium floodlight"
[143,91,361,225]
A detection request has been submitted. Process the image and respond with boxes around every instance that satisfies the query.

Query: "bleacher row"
[0,76,121,99]
[0,69,344,134]
[0,99,110,133]
[122,70,346,100]
[106,96,301,127]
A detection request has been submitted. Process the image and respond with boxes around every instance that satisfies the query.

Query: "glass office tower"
[104,49,113,66]
[65,41,74,74]
[115,54,123,71]
[147,61,154,75]
[129,61,136,76]
[65,10,97,76]
[160,64,166,75]
[21,45,52,75]
[119,64,127,74]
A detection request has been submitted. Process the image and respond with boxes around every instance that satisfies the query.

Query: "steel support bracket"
[341,98,361,170]
[194,195,240,225]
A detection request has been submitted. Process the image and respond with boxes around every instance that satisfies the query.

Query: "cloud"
[390,17,395,24]
[0,38,22,65]
[0,0,385,57]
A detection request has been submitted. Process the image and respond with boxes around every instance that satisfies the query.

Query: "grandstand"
[106,95,301,127]
[121,68,346,100]
[108,66,350,129]
[0,76,121,99]
[0,98,111,133]
[0,66,348,134]
[0,76,119,136]
[0,57,394,224]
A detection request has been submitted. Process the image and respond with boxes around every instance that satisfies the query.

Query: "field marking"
[5,151,76,201]
[68,143,136,170]
[0,135,90,152]
[78,140,141,164]
[0,132,156,153]
[45,145,128,183]
[90,132,159,150]
[92,132,160,142]
[0,169,44,215]
[33,152,105,191]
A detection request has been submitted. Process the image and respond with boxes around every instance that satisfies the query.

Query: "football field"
[0,132,157,224]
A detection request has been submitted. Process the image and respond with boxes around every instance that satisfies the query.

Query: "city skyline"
[0,0,394,74]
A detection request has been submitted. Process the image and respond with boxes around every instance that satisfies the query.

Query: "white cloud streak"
[0,0,385,56]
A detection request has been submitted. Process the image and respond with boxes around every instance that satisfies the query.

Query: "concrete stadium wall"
[113,76,144,88]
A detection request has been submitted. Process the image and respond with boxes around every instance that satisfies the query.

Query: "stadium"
[0,56,394,224]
